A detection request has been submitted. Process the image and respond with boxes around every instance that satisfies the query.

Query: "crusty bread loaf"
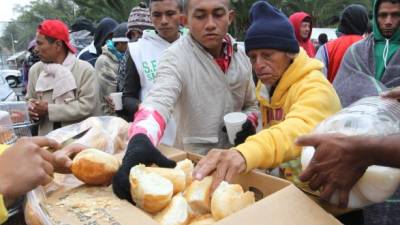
[211,181,255,220]
[188,214,216,225]
[130,165,173,213]
[154,193,191,225]
[144,167,186,194]
[183,176,212,216]
[175,159,194,187]
[71,148,120,186]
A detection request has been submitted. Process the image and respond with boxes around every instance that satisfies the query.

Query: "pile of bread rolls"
[130,159,255,225]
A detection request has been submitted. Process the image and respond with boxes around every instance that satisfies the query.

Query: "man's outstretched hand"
[112,134,176,202]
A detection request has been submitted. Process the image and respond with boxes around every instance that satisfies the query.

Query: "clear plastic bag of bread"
[301,96,400,209]
[46,116,130,154]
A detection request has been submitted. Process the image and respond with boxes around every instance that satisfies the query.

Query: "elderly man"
[26,19,99,136]
[193,0,341,192]
[333,0,400,107]
[113,0,258,202]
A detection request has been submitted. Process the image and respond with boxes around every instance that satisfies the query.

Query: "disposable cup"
[223,112,247,145]
[109,92,123,111]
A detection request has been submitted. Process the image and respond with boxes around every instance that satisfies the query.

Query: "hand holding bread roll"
[71,148,120,186]
[130,165,173,213]
[183,176,212,216]
[211,181,255,220]
[154,193,191,225]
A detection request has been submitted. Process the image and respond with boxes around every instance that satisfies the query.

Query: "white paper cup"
[109,92,123,111]
[224,112,247,145]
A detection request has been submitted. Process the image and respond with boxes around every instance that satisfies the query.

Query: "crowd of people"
[1,0,400,224]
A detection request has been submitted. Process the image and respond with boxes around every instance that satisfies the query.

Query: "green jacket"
[373,0,400,81]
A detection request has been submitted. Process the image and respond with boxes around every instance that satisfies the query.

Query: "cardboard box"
[25,146,342,225]
[165,147,342,225]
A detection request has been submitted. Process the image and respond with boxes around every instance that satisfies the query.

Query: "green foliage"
[279,0,373,26]
[0,0,375,52]
[72,0,146,22]
[1,0,76,53]
[230,0,373,40]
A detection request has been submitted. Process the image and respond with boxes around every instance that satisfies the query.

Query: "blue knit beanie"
[245,1,299,54]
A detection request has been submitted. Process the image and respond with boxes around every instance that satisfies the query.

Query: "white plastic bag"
[46,116,129,154]
[301,97,400,208]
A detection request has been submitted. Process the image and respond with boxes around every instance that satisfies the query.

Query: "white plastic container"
[301,97,400,208]
[224,112,247,145]
[109,92,123,111]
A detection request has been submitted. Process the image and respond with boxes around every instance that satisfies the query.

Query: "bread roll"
[211,181,255,220]
[175,159,194,187]
[154,193,191,225]
[144,167,186,194]
[188,214,216,225]
[130,165,173,213]
[71,148,120,186]
[183,176,212,216]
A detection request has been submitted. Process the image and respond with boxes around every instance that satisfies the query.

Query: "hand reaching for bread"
[53,143,87,174]
[0,137,59,207]
[193,149,247,192]
[112,134,176,203]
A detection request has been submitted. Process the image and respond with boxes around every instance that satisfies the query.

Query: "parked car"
[0,69,22,88]
[0,75,17,102]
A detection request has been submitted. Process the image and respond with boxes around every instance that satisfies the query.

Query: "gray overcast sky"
[0,0,32,22]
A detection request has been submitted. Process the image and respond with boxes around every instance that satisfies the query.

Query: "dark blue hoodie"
[78,17,118,66]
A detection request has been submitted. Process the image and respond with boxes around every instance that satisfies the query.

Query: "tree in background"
[231,0,373,40]
[1,0,76,53]
[280,0,373,27]
[1,0,375,53]
[72,0,146,22]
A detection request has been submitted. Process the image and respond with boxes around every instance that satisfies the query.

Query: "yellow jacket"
[236,49,341,172]
[0,144,8,224]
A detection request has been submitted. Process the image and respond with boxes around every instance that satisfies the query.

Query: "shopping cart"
[0,101,38,143]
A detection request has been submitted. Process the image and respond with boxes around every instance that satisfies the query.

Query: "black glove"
[112,134,176,203]
[234,119,256,146]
